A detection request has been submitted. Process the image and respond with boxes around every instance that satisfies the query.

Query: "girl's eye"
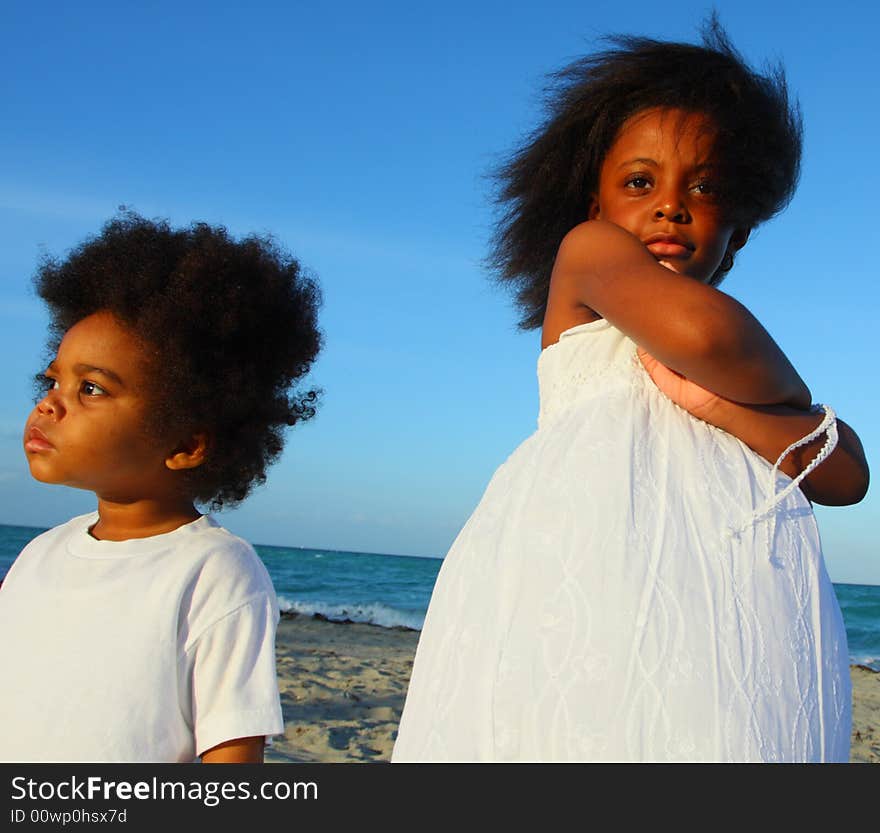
[41,375,59,393]
[81,381,107,397]
[692,180,718,196]
[625,175,652,190]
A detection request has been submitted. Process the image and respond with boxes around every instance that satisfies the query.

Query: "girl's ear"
[166,433,209,471]
[587,197,601,220]
[728,227,750,253]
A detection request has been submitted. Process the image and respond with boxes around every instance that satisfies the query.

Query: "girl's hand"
[637,348,723,422]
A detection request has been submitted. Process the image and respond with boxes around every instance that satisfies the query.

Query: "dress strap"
[725,404,838,549]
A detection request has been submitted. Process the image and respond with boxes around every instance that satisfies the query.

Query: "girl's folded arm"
[638,353,869,505]
[697,400,868,506]
[549,220,810,407]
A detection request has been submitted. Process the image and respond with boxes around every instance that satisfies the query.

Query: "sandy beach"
[268,614,419,763]
[266,613,880,764]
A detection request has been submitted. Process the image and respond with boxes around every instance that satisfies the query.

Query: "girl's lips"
[645,241,692,258]
[24,426,53,452]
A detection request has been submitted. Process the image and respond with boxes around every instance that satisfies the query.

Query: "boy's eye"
[81,381,107,397]
[33,373,58,404]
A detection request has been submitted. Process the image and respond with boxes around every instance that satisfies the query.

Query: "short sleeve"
[185,594,284,756]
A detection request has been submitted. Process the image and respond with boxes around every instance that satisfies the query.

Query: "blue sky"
[1,1,877,584]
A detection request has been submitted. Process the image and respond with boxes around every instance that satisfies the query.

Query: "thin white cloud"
[0,184,121,225]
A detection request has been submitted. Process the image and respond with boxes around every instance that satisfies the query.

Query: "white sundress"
[392,320,851,762]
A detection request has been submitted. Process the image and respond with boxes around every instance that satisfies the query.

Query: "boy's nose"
[37,390,64,418]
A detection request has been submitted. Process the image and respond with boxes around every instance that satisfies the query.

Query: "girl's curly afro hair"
[489,16,803,329]
[34,211,322,509]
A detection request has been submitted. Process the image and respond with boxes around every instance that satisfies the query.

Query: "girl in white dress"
[392,22,869,762]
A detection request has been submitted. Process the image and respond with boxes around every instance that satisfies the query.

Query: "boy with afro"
[0,212,321,762]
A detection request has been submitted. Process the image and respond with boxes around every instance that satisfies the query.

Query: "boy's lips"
[643,233,694,259]
[24,425,54,452]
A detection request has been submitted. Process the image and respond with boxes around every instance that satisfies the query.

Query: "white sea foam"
[277,595,424,631]
[851,653,880,672]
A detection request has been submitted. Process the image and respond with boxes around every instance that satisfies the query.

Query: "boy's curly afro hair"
[34,211,322,509]
[490,16,803,329]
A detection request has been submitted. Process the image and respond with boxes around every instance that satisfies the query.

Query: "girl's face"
[23,311,175,502]
[588,107,748,283]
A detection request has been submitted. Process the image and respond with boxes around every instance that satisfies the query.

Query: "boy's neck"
[90,497,202,541]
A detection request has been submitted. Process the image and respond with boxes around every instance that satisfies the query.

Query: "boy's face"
[23,311,172,502]
[588,107,748,283]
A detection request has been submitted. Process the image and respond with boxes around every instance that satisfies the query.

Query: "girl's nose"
[653,195,690,223]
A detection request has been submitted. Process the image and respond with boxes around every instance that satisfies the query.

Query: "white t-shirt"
[0,512,284,762]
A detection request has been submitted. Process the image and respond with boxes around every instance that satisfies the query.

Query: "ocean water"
[1,522,877,671]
